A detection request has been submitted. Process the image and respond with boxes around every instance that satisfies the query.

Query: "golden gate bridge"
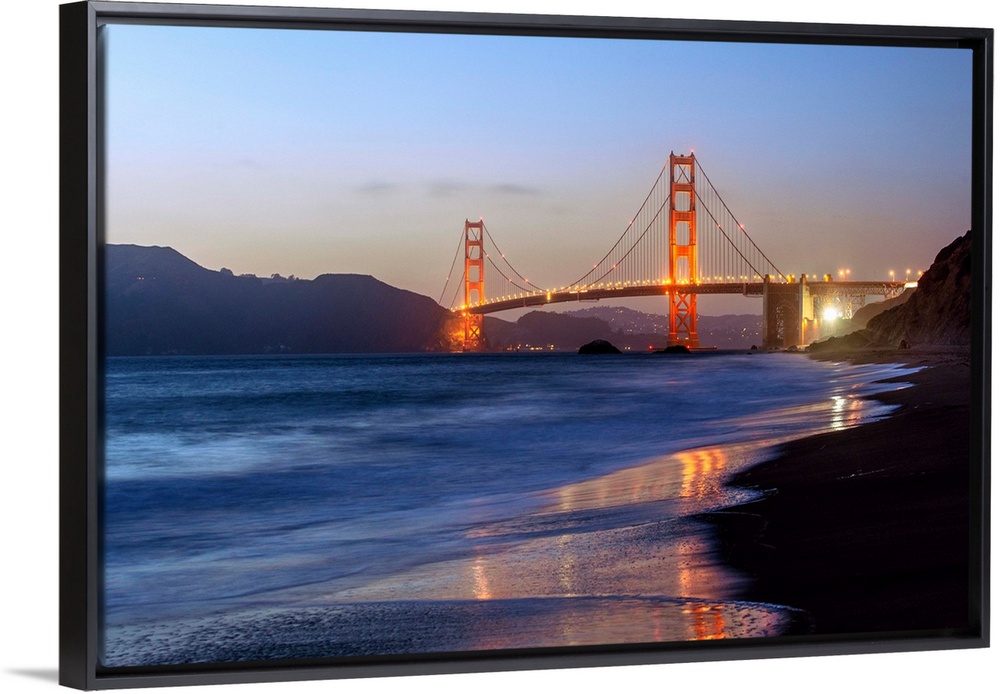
[439,152,907,350]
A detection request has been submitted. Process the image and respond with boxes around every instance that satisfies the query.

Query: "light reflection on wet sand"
[461,597,790,649]
[325,440,789,644]
[104,595,792,664]
[318,391,901,646]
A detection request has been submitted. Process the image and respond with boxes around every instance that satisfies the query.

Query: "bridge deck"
[463,281,906,315]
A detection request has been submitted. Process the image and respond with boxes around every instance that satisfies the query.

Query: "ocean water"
[101,351,914,665]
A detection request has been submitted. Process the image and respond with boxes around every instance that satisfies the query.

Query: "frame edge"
[62,2,994,689]
[60,1,99,690]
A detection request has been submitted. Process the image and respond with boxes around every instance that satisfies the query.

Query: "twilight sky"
[102,21,972,314]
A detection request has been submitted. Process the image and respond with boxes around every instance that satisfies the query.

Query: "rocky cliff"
[809,231,973,352]
[865,231,972,346]
[850,287,915,328]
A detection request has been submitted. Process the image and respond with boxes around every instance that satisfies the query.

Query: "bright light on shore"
[823,306,840,322]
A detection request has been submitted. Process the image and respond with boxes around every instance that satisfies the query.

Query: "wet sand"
[703,346,977,635]
[104,596,798,665]
[105,438,810,666]
[104,453,803,666]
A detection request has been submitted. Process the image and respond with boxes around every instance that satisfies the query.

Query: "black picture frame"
[59,1,992,690]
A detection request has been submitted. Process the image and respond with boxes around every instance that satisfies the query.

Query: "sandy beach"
[705,345,978,636]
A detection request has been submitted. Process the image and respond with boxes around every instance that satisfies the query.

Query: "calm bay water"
[101,351,912,665]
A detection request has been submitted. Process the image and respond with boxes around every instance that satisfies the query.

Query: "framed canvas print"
[60,1,991,690]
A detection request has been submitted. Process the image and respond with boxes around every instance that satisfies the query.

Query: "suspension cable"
[480,222,547,293]
[566,160,669,287]
[438,227,466,306]
[484,252,536,295]
[582,196,671,288]
[694,158,784,279]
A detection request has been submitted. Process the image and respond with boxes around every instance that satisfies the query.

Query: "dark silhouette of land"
[104,245,766,355]
[105,245,458,355]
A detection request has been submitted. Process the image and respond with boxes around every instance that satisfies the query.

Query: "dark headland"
[105,245,765,355]
[704,230,979,636]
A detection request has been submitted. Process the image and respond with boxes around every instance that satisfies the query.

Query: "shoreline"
[702,345,973,635]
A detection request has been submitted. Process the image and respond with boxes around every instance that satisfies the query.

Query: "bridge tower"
[462,219,485,350]
[668,152,699,346]
[762,274,814,348]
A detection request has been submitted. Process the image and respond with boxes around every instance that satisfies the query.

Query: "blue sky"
[103,22,972,313]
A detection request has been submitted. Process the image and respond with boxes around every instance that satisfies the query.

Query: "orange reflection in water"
[545,444,737,516]
[303,383,905,650]
[677,448,729,501]
[471,556,491,601]
[683,604,728,641]
[830,395,868,431]
[333,442,772,645]
[460,597,780,651]
[316,442,802,651]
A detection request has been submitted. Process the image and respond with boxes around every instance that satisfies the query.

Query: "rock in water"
[578,339,622,354]
[662,344,691,354]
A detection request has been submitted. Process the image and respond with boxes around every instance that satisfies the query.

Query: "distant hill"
[566,306,763,349]
[104,245,458,355]
[482,307,762,351]
[565,306,669,334]
[693,314,764,348]
[483,311,634,351]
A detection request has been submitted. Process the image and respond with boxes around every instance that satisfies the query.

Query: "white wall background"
[2,2,994,693]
